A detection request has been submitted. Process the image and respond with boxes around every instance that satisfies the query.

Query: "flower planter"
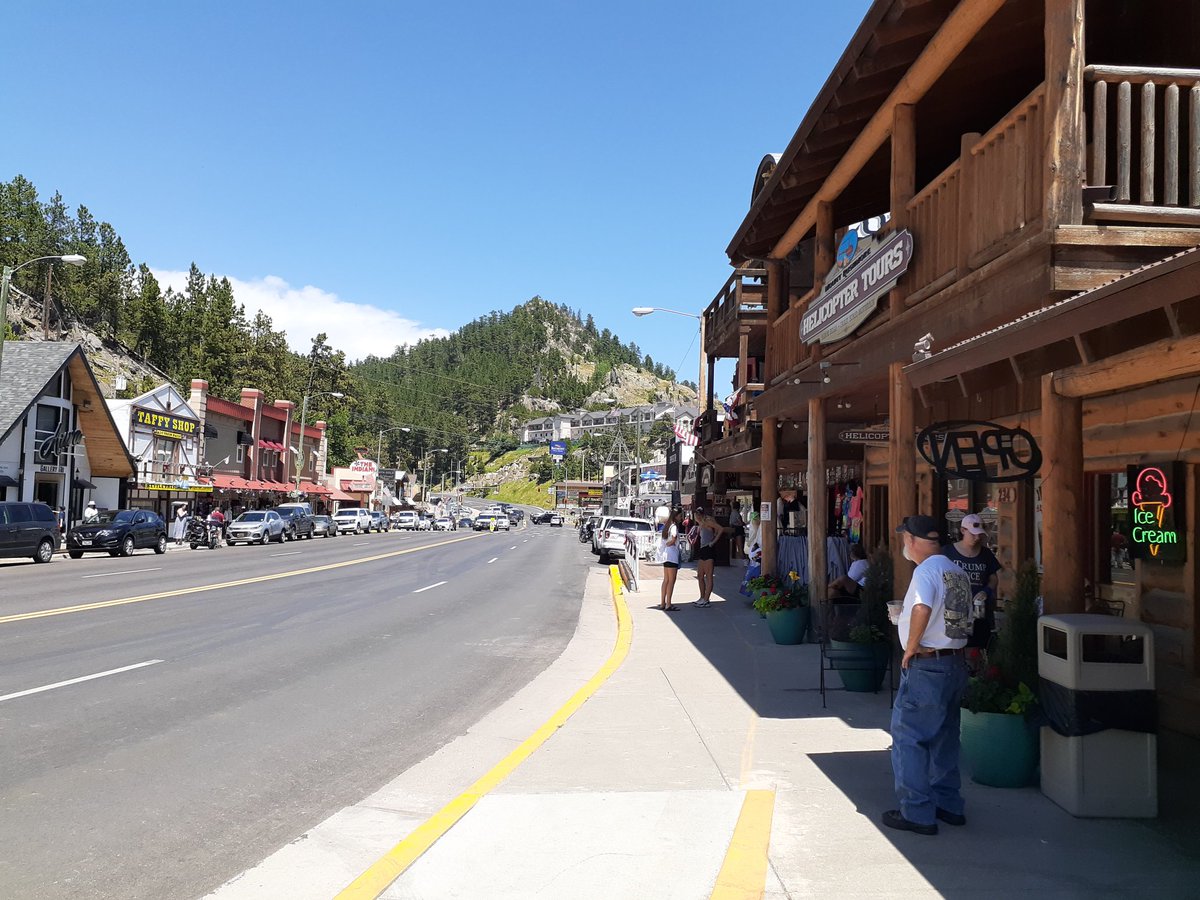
[829,640,890,692]
[960,710,1039,788]
[765,607,810,645]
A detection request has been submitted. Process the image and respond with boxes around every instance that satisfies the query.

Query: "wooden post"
[808,397,827,603]
[706,356,716,413]
[1044,0,1086,227]
[765,258,785,367]
[889,361,917,597]
[761,416,779,577]
[815,201,835,289]
[698,315,709,416]
[1042,373,1085,614]
[890,103,916,318]
[957,132,982,274]
[737,326,750,389]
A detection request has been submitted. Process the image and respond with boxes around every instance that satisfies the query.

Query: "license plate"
[80,539,92,546]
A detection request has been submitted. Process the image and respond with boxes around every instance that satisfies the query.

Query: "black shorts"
[663,561,679,569]
[697,545,716,562]
[733,526,746,539]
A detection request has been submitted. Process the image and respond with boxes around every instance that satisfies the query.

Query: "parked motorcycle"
[187,516,221,550]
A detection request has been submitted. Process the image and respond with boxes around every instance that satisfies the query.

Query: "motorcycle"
[578,521,593,544]
[187,516,222,550]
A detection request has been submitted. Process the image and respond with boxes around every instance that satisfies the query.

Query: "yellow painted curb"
[0,534,484,626]
[710,789,775,900]
[335,564,634,899]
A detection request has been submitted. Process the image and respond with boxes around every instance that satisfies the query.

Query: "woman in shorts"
[659,506,683,611]
[693,508,730,608]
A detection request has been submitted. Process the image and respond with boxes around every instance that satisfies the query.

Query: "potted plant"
[744,572,785,609]
[753,576,810,645]
[830,547,893,692]
[960,560,1040,787]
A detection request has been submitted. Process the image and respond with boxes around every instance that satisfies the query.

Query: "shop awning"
[0,475,18,488]
[300,481,332,496]
[329,486,358,502]
[209,473,251,490]
[72,477,97,489]
[257,439,286,452]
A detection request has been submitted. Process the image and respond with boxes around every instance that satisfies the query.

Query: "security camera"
[913,333,934,362]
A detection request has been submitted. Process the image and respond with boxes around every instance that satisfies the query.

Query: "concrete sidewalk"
[213,560,1200,899]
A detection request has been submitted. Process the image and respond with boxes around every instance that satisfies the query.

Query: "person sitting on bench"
[827,542,869,599]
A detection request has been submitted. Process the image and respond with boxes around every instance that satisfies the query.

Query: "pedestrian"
[942,513,1001,648]
[729,502,746,561]
[827,542,869,599]
[658,506,683,612]
[885,515,973,836]
[172,504,188,544]
[82,500,100,524]
[745,509,761,563]
[692,508,730,608]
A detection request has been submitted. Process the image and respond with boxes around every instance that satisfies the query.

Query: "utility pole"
[42,264,53,339]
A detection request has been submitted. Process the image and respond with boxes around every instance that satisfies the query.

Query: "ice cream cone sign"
[1131,467,1173,557]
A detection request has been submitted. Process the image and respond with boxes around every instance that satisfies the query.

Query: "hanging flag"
[673,420,698,446]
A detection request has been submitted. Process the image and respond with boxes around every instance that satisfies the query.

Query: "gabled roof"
[0,341,77,441]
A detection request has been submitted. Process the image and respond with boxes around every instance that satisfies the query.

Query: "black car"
[0,501,60,563]
[273,506,315,540]
[67,509,168,558]
[507,509,524,524]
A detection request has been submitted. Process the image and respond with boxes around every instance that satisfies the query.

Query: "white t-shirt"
[899,554,972,650]
[661,523,680,565]
[847,558,870,586]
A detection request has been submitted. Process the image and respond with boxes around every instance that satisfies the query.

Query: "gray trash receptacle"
[1038,614,1156,817]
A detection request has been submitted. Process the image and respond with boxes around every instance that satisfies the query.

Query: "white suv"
[596,517,655,564]
[334,508,371,534]
[393,511,419,530]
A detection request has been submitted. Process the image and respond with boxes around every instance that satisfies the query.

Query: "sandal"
[665,605,680,611]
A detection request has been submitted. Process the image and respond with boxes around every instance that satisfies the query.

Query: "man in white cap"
[941,512,1001,647]
[82,500,100,524]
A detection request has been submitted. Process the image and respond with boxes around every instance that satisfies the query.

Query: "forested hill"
[1,175,691,469]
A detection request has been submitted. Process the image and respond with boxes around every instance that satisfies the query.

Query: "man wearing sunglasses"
[884,515,973,836]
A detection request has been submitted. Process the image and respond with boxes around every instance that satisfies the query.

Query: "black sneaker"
[882,809,938,835]
[936,808,966,826]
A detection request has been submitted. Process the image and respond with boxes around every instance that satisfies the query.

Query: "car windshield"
[98,510,136,524]
[238,512,266,522]
[335,511,357,518]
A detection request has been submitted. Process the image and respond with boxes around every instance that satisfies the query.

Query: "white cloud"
[151,269,450,360]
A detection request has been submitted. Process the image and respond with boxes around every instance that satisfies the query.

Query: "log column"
[890,103,916,319]
[761,259,787,578]
[1042,373,1086,614]
[1044,0,1086,228]
[889,361,917,597]
[808,397,827,602]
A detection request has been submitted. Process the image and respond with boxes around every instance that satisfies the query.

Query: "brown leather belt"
[914,647,964,658]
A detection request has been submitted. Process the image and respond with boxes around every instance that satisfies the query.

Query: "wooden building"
[694,0,1200,734]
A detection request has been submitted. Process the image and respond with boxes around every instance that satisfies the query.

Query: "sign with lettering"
[37,420,83,460]
[141,479,213,493]
[838,429,891,444]
[1128,463,1185,564]
[133,406,198,441]
[801,229,914,344]
[917,420,1041,483]
[549,440,567,461]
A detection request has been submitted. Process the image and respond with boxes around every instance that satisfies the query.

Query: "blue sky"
[6,0,870,380]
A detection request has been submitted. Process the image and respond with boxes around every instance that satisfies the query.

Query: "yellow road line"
[710,790,775,900]
[335,564,634,900]
[0,535,483,626]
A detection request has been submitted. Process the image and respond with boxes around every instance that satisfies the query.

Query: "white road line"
[353,542,369,546]
[523,539,529,543]
[413,581,446,593]
[509,546,517,550]
[487,557,498,564]
[81,567,162,579]
[0,659,164,704]
[271,551,302,557]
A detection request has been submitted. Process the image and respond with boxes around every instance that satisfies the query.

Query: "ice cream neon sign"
[1129,465,1183,562]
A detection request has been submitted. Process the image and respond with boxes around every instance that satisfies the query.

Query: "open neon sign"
[1128,463,1186,564]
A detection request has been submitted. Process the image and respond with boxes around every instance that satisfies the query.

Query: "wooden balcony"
[703,266,768,359]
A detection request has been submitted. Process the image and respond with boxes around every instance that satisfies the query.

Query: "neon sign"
[1128,463,1185,564]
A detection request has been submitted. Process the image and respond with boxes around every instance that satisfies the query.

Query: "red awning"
[257,440,286,452]
[209,473,249,490]
[329,486,358,502]
[300,481,332,496]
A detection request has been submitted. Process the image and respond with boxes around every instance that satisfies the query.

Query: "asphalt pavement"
[0,519,586,900]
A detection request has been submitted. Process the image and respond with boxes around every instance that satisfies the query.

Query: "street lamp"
[631,305,708,415]
[1,254,87,382]
[293,390,345,498]
[420,448,448,504]
[632,306,700,320]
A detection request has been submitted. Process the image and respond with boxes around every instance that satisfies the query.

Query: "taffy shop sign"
[801,229,913,345]
[1128,463,1185,564]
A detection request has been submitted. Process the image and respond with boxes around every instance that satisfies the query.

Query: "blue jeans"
[890,655,968,825]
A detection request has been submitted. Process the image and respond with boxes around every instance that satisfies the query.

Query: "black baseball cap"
[895,515,941,540]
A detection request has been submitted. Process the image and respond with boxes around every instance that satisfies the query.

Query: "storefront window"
[34,404,66,465]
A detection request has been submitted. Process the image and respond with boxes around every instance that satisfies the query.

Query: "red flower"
[985,665,1002,681]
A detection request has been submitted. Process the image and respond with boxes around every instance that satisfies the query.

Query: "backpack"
[687,525,701,547]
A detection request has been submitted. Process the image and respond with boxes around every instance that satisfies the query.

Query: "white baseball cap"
[961,513,986,535]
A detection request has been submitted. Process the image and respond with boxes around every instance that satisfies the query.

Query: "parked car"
[0,501,60,563]
[312,514,338,538]
[370,511,391,532]
[66,508,168,558]
[393,510,419,530]
[418,513,436,531]
[274,501,313,518]
[225,510,285,545]
[333,507,372,533]
[595,517,655,563]
[549,514,563,527]
[590,516,613,553]
[274,506,315,540]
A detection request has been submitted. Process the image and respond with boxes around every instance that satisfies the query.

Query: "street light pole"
[631,305,706,412]
[1,254,87,384]
[294,389,344,499]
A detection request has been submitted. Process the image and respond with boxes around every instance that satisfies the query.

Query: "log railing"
[1086,65,1200,210]
[703,266,767,356]
[766,305,802,384]
[904,159,960,296]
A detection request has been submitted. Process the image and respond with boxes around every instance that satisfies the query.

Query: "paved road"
[0,520,586,900]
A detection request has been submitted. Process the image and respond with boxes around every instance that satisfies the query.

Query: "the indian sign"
[917,420,1041,483]
[1128,463,1185,564]
[133,406,199,441]
[801,229,914,345]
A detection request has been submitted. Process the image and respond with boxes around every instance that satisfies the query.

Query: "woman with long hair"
[693,508,731,608]
[659,506,683,611]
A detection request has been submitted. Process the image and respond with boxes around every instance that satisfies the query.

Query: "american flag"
[673,420,699,446]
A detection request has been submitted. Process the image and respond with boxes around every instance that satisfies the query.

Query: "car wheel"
[154,534,167,554]
[110,550,122,557]
[34,539,55,563]
[68,550,83,559]
[598,550,609,564]
[121,536,135,557]
[258,533,267,545]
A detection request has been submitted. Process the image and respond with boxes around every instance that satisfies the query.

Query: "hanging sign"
[1128,463,1185,564]
[917,420,1041,483]
[133,406,198,441]
[801,228,914,345]
[838,429,891,444]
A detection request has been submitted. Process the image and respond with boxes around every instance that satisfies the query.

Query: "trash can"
[1038,614,1157,817]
